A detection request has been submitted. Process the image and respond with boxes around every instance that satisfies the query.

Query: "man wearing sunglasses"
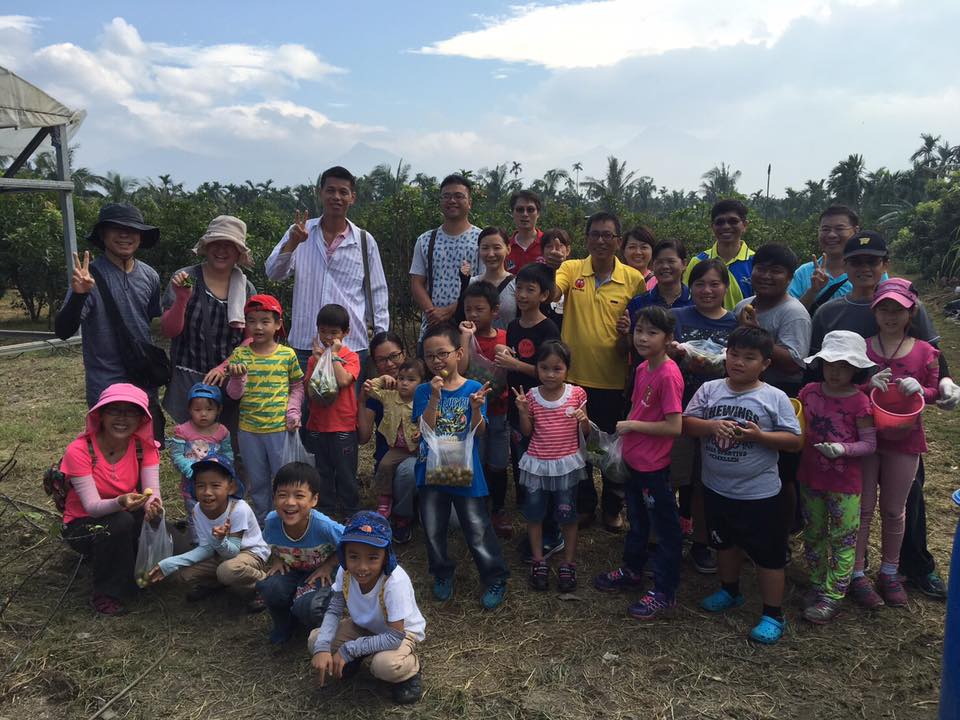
[682,199,755,310]
[506,190,544,273]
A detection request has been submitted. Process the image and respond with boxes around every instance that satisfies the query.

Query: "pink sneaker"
[877,573,908,608]
[376,495,392,519]
[848,576,884,610]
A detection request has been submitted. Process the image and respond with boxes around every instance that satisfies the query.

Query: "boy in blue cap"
[148,453,269,608]
[309,511,425,704]
[169,383,233,542]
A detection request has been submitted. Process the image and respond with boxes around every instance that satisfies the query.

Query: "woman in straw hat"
[160,215,256,426]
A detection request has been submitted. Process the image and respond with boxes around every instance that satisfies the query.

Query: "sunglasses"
[514,206,538,215]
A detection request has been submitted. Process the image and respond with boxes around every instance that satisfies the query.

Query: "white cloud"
[419,0,887,69]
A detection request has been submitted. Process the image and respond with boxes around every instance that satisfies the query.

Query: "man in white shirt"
[266,166,389,376]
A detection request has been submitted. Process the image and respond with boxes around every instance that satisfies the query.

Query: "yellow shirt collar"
[581,256,628,283]
[706,242,753,263]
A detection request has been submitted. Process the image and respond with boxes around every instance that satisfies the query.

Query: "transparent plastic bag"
[464,335,507,397]
[281,431,314,466]
[308,349,338,406]
[134,514,174,587]
[420,418,476,488]
[583,422,629,484]
[680,339,726,373]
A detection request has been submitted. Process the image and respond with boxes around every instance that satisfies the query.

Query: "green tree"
[827,154,865,208]
[700,163,741,203]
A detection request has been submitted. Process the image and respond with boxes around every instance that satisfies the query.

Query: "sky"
[2,0,959,195]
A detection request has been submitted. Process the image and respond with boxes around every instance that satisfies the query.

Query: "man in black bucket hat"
[55,203,167,442]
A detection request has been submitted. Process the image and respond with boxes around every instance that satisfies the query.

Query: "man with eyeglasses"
[809,230,960,600]
[552,212,645,528]
[682,199,755,310]
[410,174,480,340]
[506,190,544,273]
[789,205,885,313]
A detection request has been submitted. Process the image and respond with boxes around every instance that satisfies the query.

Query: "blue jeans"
[256,570,333,635]
[624,466,682,599]
[393,456,418,520]
[419,487,509,586]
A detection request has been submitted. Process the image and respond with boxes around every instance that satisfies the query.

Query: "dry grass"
[0,315,956,719]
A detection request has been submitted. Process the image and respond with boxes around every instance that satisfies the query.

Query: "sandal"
[90,592,127,616]
[749,615,786,644]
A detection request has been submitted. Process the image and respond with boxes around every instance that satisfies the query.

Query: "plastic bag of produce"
[308,349,339,406]
[465,335,507,397]
[583,422,629,484]
[134,514,173,588]
[420,418,477,488]
[281,431,314,466]
[679,338,726,372]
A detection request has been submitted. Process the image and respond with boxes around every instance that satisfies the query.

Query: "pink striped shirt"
[526,384,587,461]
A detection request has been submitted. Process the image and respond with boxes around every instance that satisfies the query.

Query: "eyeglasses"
[819,225,852,234]
[712,217,742,228]
[440,192,468,202]
[374,350,405,366]
[424,350,455,363]
[514,206,538,215]
[587,231,619,242]
[102,406,143,418]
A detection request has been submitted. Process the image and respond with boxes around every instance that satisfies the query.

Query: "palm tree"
[700,163,742,203]
[539,168,569,201]
[481,164,514,207]
[582,156,637,212]
[510,161,522,182]
[93,171,140,202]
[827,154,866,208]
[571,162,583,200]
[910,133,941,167]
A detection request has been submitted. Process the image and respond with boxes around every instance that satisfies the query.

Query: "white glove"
[938,377,960,411]
[814,442,845,459]
[869,367,892,392]
[897,376,922,396]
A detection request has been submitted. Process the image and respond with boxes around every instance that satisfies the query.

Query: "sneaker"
[393,520,412,545]
[481,580,508,610]
[492,510,513,539]
[801,586,824,610]
[376,495,393,519]
[628,590,676,620]
[593,566,645,593]
[690,543,717,574]
[700,588,745,613]
[391,668,423,704]
[90,592,127,616]
[529,561,549,591]
[877,573,908,607]
[433,575,455,602]
[848,576,884,609]
[542,536,566,561]
[803,597,841,625]
[557,564,577,593]
[905,572,947,600]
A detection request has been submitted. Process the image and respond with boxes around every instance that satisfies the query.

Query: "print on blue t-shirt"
[262,509,345,572]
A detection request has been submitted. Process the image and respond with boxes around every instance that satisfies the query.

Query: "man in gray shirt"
[55,203,164,441]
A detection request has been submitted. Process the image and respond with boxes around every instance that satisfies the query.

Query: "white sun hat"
[803,330,875,369]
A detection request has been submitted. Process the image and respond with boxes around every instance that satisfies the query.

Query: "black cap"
[87,203,160,250]
[842,230,887,259]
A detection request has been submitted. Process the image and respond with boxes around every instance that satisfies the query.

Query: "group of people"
[51,167,960,704]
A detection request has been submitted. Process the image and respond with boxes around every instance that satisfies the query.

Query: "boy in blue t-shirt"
[256,462,344,644]
[414,323,510,610]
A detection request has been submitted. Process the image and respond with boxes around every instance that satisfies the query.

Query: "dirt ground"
[0,314,956,719]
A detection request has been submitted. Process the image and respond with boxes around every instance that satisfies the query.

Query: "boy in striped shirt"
[227,295,304,524]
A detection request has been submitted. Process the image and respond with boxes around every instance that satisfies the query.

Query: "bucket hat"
[87,203,160,249]
[803,330,874,369]
[84,382,156,445]
[193,215,252,268]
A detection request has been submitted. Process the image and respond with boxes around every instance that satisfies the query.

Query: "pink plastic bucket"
[870,386,924,438]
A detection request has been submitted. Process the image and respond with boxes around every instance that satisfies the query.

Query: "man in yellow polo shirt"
[682,199,755,310]
[553,212,645,529]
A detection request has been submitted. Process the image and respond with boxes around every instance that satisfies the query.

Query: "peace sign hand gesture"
[71,251,95,294]
[290,209,310,246]
[810,254,829,292]
[470,381,492,409]
[512,386,529,414]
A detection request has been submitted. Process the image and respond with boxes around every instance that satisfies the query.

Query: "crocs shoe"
[877,573,908,608]
[749,615,786,644]
[700,588,745,613]
[557,564,577,593]
[481,580,508,610]
[628,590,676,620]
[529,561,549,591]
[803,597,841,625]
[433,575,455,602]
[593,567,645,593]
[848,576,884,610]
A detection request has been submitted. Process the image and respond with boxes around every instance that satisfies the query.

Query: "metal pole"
[52,124,78,288]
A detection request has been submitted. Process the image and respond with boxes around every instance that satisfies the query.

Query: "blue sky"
[2,1,959,195]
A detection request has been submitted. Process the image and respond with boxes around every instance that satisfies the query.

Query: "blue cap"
[188,383,222,405]
[337,511,397,575]
[188,452,245,499]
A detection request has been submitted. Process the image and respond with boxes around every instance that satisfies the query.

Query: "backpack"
[43,438,144,513]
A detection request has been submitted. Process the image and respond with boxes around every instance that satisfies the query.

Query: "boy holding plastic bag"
[415,323,510,610]
[304,304,362,518]
[148,453,270,610]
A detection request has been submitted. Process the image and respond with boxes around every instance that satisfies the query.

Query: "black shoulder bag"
[90,266,172,389]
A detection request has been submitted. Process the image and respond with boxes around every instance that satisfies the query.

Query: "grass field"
[0,297,957,719]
